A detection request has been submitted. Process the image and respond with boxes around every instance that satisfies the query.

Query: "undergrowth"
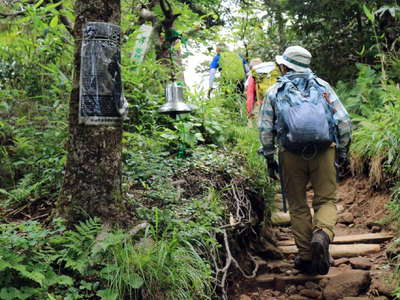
[1,72,272,299]
[0,217,213,300]
[337,62,400,188]
[337,59,400,297]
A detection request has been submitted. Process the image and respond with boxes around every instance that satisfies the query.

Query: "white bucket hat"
[275,46,312,72]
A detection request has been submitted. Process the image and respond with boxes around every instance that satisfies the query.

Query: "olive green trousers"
[281,147,337,260]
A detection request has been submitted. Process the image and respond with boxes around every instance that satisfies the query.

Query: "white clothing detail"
[209,68,217,88]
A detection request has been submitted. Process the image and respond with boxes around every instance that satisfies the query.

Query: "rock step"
[255,266,355,285]
[279,243,381,258]
[277,233,394,246]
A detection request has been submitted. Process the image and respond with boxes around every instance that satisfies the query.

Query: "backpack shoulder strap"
[313,77,336,106]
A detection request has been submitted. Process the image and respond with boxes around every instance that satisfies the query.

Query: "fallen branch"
[127,222,149,236]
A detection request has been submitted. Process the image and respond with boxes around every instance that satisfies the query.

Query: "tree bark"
[57,0,124,226]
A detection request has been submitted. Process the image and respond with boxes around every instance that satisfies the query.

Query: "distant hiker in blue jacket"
[258,46,352,275]
[208,42,249,98]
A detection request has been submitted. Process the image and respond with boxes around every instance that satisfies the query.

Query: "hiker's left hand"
[207,88,214,98]
[335,155,350,180]
[266,155,279,180]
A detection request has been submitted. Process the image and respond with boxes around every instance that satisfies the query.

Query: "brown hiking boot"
[311,229,331,275]
[293,256,315,275]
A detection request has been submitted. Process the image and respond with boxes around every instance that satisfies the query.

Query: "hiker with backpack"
[258,46,352,275]
[208,42,249,98]
[246,58,279,127]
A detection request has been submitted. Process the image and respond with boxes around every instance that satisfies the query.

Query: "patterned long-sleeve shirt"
[258,72,352,158]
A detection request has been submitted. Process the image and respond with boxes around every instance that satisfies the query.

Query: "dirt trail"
[233,177,397,300]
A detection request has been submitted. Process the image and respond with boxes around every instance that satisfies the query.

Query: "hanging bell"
[158,82,194,115]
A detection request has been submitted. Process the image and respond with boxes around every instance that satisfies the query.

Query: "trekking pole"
[278,153,287,213]
[335,148,340,183]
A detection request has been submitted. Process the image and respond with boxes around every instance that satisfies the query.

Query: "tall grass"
[337,58,400,298]
[350,102,400,186]
[108,236,213,300]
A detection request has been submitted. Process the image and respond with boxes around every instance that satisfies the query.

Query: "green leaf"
[0,260,10,271]
[46,1,63,10]
[57,275,74,286]
[47,294,57,300]
[23,270,46,286]
[96,289,118,300]
[194,132,205,142]
[49,16,59,28]
[160,132,178,140]
[363,5,375,22]
[99,265,119,281]
[357,45,366,56]
[33,0,46,9]
[0,287,32,300]
[123,272,144,289]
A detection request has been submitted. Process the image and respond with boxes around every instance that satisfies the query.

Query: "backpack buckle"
[301,144,318,160]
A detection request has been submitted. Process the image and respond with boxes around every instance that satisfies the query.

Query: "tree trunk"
[57,0,124,226]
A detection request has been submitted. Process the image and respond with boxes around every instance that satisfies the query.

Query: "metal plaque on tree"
[79,22,123,125]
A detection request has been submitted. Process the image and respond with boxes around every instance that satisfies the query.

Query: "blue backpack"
[273,73,337,157]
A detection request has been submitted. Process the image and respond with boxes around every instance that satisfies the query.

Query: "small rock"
[261,289,273,297]
[259,296,276,300]
[349,257,372,270]
[268,260,292,273]
[349,223,355,228]
[350,206,361,218]
[338,212,354,224]
[334,257,349,267]
[354,224,366,230]
[369,270,397,296]
[271,290,281,297]
[258,296,273,300]
[371,225,381,233]
[300,289,322,298]
[336,223,348,229]
[286,285,297,295]
[319,278,329,288]
[304,281,319,290]
[337,204,345,211]
[356,182,365,190]
[323,270,370,300]
[239,295,252,300]
[292,268,300,275]
[342,212,354,223]
[288,295,309,300]
[344,197,354,205]
[366,221,381,229]
[296,285,304,291]
[338,263,353,271]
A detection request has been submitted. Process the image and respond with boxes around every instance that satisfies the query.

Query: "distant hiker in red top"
[245,58,279,127]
